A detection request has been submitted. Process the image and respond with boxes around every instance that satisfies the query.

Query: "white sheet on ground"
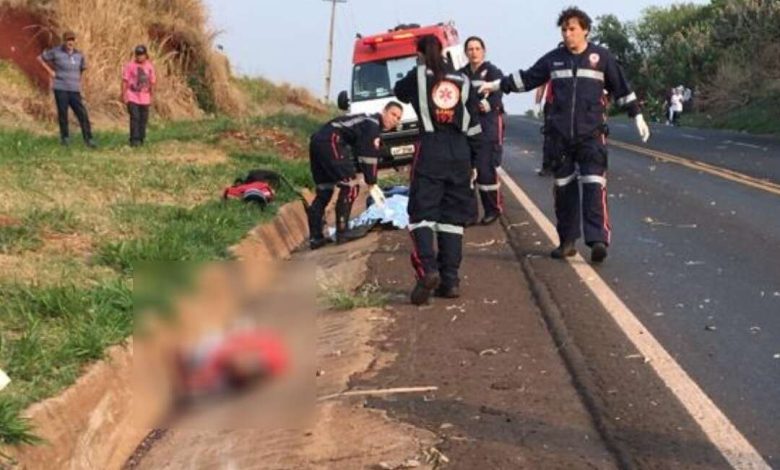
[327,195,409,237]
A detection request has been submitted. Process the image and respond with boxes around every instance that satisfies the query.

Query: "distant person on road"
[459,36,505,225]
[394,35,484,304]
[480,7,651,263]
[670,88,683,127]
[37,31,96,148]
[306,102,403,249]
[122,45,156,147]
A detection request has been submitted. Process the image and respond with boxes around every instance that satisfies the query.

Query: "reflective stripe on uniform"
[358,156,379,164]
[417,65,434,132]
[471,80,485,87]
[577,69,605,82]
[511,71,525,92]
[555,173,578,187]
[466,124,482,136]
[616,92,637,107]
[409,221,464,235]
[409,220,437,231]
[436,223,464,235]
[551,69,574,80]
[580,175,607,186]
[461,78,471,134]
[331,115,379,129]
[477,183,501,192]
[337,179,359,188]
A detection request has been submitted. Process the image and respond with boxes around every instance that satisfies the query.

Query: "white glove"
[635,114,650,143]
[478,79,501,96]
[369,185,386,208]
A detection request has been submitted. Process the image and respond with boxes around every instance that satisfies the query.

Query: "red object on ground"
[185,330,289,394]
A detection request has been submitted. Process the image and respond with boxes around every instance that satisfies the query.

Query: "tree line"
[593,0,780,126]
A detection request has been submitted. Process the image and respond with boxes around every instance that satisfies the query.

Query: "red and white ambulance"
[337,22,467,167]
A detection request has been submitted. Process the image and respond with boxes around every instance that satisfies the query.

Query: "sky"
[203,0,709,113]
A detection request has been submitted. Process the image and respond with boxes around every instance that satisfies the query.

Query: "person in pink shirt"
[122,45,156,146]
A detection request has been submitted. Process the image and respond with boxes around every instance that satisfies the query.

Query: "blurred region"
[133,259,317,432]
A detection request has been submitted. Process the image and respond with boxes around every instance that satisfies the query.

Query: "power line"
[322,0,347,103]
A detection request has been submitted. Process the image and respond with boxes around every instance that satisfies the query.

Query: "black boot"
[481,213,500,225]
[309,237,333,250]
[410,271,441,306]
[551,240,577,259]
[590,242,608,263]
[307,189,333,249]
[334,185,355,243]
[434,284,460,299]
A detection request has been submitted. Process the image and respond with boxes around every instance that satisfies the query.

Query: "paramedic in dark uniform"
[480,7,650,263]
[536,80,555,177]
[307,102,403,249]
[394,35,483,305]
[459,36,505,225]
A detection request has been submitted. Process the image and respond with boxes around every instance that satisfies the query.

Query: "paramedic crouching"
[306,102,403,249]
[480,7,651,263]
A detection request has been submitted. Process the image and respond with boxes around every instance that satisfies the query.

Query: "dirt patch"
[0,215,22,227]
[222,127,305,159]
[0,7,52,91]
[40,231,93,256]
[149,141,229,166]
[350,224,619,469]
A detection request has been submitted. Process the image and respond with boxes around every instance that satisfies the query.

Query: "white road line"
[682,133,706,141]
[498,167,770,470]
[723,140,765,150]
[734,142,764,150]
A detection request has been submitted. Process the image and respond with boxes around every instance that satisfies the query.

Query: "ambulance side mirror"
[337,91,350,111]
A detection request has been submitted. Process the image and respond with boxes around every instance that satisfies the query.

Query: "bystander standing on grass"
[121,45,156,147]
[36,31,97,148]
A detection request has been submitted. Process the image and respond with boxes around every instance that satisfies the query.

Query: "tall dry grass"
[0,0,244,120]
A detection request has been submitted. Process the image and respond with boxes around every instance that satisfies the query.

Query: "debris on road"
[479,348,500,357]
[705,325,717,332]
[643,216,670,227]
[317,386,439,402]
[467,239,496,248]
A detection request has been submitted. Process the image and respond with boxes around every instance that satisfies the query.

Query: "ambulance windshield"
[352,56,417,102]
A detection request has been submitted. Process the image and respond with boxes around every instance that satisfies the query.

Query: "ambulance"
[337,22,467,167]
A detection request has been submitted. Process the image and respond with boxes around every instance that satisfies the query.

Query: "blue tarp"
[327,186,410,237]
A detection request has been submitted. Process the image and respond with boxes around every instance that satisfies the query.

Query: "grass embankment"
[0,110,323,447]
[681,104,780,136]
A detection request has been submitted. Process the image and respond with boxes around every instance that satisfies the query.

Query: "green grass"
[0,111,316,447]
[681,104,780,136]
[324,282,389,311]
[378,172,409,189]
[0,208,81,254]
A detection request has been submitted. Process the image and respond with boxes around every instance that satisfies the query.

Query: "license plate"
[391,145,415,157]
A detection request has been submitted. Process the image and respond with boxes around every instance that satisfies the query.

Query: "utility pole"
[323,0,346,103]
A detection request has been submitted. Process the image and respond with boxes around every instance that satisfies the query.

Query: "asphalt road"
[501,116,780,466]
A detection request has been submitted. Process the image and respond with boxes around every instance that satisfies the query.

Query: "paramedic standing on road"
[306,102,403,249]
[394,35,483,305]
[459,36,505,225]
[480,7,651,263]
